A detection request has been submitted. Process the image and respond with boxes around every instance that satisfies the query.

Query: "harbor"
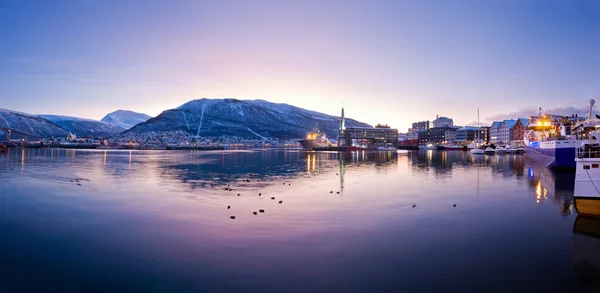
[1,1,598,291]
[0,145,594,292]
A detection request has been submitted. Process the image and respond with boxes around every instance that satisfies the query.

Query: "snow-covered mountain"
[101,110,151,130]
[39,115,125,137]
[0,109,69,138]
[127,98,372,139]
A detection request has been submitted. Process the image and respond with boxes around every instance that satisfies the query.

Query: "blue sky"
[1,0,598,130]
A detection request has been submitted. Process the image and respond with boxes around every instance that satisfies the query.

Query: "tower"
[340,104,345,131]
[338,103,346,146]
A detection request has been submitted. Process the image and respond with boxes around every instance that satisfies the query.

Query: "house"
[498,119,518,144]
[489,121,502,143]
[512,118,529,141]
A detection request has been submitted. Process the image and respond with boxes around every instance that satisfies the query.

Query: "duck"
[227,205,231,209]
[230,216,236,219]
[259,209,265,213]
[278,200,282,204]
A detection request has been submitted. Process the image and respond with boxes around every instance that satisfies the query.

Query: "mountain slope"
[127,98,372,139]
[101,110,151,129]
[0,109,69,138]
[39,115,125,137]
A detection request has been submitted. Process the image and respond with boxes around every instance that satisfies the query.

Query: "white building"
[433,116,453,128]
[489,121,502,144]
[498,120,518,144]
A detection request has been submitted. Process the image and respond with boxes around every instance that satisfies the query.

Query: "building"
[418,131,430,145]
[419,126,457,144]
[498,119,518,144]
[455,126,479,143]
[478,126,490,143]
[444,127,458,142]
[337,107,398,147]
[433,116,454,128]
[512,118,529,141]
[489,121,502,143]
[411,121,429,134]
[398,132,419,146]
[340,125,399,147]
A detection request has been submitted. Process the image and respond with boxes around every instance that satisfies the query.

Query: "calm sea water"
[0,148,594,293]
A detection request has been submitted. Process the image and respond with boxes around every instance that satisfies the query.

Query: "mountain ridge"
[101,110,151,130]
[128,98,371,139]
[39,115,125,137]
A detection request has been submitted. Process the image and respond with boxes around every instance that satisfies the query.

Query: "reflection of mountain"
[525,157,574,216]
[573,216,600,292]
[162,150,400,189]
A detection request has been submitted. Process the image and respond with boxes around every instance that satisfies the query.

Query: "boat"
[484,147,496,154]
[418,144,438,150]
[470,148,484,155]
[469,106,485,155]
[377,145,398,151]
[524,99,599,169]
[504,146,516,153]
[299,128,331,151]
[495,146,506,154]
[347,143,377,151]
[444,144,465,151]
[573,135,600,217]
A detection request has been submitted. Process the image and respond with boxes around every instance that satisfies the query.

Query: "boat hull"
[574,157,600,217]
[525,144,576,169]
[299,139,330,151]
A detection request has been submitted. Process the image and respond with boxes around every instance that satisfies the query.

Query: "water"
[0,148,593,293]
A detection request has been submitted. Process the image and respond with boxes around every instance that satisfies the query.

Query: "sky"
[1,0,599,131]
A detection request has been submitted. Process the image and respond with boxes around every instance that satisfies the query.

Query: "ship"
[299,129,331,151]
[573,127,600,217]
[523,99,596,169]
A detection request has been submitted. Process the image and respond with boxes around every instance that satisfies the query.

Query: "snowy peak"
[0,109,69,138]
[129,98,371,139]
[40,115,125,137]
[101,110,151,130]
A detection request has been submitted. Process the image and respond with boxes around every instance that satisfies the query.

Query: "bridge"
[1,128,30,143]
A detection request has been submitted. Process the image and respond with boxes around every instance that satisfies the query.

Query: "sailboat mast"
[477,107,480,141]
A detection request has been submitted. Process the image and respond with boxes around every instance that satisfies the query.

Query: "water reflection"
[526,158,575,216]
[0,148,587,292]
[573,216,600,292]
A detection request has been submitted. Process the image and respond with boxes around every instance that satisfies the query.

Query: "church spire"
[340,102,345,130]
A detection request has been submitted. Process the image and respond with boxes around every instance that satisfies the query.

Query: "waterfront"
[0,149,594,292]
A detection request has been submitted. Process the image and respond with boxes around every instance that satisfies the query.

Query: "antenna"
[589,98,596,121]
